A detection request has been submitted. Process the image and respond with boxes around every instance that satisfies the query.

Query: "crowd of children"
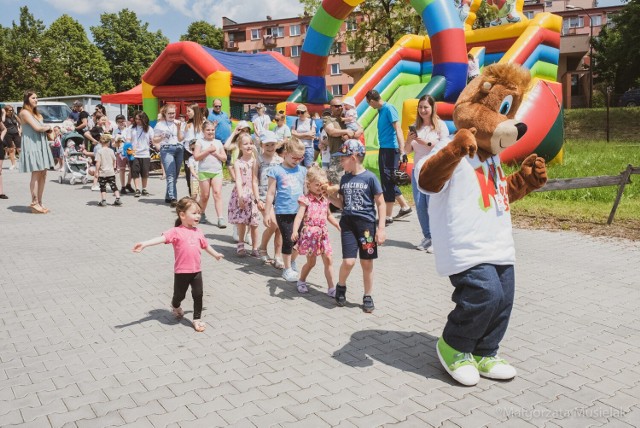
[37,100,386,330]
[134,134,385,332]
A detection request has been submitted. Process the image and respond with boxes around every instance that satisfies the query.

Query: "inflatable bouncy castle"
[283,0,564,167]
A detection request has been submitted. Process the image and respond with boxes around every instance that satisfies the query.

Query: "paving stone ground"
[0,164,638,427]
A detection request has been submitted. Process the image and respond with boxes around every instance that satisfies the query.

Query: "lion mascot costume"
[416,63,548,386]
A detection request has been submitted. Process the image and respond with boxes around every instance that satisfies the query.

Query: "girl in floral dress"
[291,166,340,295]
[228,133,260,256]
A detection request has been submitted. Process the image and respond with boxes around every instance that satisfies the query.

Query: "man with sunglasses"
[207,99,232,143]
[323,98,362,185]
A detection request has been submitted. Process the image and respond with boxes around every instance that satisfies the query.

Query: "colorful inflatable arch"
[286,0,563,168]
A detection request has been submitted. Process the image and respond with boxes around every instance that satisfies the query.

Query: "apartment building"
[524,0,624,108]
[222,15,367,99]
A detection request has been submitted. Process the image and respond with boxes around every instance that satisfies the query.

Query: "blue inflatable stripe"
[298,75,327,104]
[421,2,463,37]
[420,61,433,75]
[444,120,456,134]
[302,27,335,58]
[524,45,559,69]
[485,52,504,65]
[433,62,468,102]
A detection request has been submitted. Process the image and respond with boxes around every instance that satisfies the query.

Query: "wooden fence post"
[607,165,634,225]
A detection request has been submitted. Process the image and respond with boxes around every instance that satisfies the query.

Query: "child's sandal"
[193,320,206,332]
[171,305,184,319]
[236,242,246,257]
[273,258,285,270]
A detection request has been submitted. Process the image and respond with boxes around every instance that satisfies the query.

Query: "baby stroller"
[58,132,89,185]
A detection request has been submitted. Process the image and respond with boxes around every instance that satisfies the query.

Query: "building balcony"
[263,35,277,48]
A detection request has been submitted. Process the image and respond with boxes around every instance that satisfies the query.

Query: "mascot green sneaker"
[474,355,517,380]
[436,337,479,386]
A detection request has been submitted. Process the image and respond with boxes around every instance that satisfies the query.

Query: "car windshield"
[38,105,73,123]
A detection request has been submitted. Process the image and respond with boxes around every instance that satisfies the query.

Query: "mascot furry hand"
[416,63,547,387]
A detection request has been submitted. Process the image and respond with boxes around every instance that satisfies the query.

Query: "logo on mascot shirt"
[475,161,510,212]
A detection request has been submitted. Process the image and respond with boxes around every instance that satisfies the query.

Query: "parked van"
[0,101,73,125]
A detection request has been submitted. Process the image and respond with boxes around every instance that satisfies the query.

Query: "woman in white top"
[405,95,450,252]
[154,104,184,206]
[129,111,155,197]
[290,104,316,168]
[182,103,205,197]
[251,102,271,136]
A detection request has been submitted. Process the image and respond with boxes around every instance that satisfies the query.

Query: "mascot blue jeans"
[442,264,515,357]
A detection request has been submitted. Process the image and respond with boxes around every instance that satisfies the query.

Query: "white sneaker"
[416,237,431,251]
[426,245,434,254]
[91,185,100,191]
[282,268,299,282]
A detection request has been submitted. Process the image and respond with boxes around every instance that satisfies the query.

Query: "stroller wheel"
[70,178,76,185]
[58,176,62,184]
[82,176,89,185]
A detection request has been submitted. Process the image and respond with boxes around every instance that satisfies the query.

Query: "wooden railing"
[534,164,640,224]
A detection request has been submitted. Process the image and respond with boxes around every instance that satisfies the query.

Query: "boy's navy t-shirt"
[339,170,382,223]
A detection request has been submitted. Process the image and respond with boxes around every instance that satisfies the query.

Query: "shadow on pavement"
[114,308,194,329]
[381,238,417,250]
[332,329,451,381]
[266,278,342,309]
[6,205,32,213]
[136,198,172,207]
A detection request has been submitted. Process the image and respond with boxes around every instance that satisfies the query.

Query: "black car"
[619,88,640,107]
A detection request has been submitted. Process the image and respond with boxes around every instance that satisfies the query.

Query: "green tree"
[180,21,223,49]
[474,1,498,29]
[301,0,423,67]
[91,9,168,93]
[0,6,47,100]
[592,0,639,93]
[41,15,114,96]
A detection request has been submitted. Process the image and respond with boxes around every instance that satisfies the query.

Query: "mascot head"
[453,63,531,157]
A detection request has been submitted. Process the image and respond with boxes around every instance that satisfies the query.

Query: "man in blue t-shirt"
[365,89,412,226]
[207,99,232,143]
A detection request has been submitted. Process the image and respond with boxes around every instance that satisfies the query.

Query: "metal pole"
[589,20,593,108]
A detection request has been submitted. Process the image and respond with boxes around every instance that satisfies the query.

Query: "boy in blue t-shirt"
[326,140,386,313]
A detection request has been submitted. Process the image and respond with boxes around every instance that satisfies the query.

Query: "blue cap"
[332,139,365,157]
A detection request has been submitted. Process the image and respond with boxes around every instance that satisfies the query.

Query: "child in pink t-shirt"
[133,197,224,332]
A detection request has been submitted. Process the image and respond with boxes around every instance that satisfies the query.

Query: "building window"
[346,19,357,31]
[346,40,355,53]
[290,24,301,36]
[347,84,354,92]
[564,16,584,29]
[269,47,285,55]
[291,45,301,57]
[266,26,284,38]
[544,1,552,7]
[330,42,341,55]
[251,29,260,40]
[330,63,340,75]
[524,11,534,19]
[252,49,261,54]
[591,15,602,27]
[331,85,343,96]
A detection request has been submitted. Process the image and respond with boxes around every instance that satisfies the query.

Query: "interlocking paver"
[0,167,638,427]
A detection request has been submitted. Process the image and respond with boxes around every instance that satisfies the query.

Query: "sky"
[0,0,305,43]
[0,0,627,43]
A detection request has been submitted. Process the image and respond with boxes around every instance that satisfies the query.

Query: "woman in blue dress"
[18,91,55,214]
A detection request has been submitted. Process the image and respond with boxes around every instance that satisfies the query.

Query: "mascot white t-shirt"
[417,140,515,276]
